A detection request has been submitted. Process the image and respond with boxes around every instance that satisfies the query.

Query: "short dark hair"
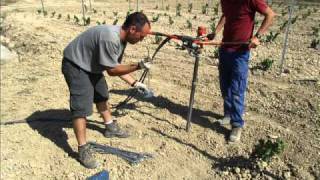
[122,12,150,31]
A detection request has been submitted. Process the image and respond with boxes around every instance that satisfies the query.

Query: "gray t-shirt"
[63,25,126,74]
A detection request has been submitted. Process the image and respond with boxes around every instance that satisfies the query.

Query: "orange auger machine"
[116,26,248,132]
[149,27,249,132]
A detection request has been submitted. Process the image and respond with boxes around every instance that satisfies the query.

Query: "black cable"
[112,37,171,109]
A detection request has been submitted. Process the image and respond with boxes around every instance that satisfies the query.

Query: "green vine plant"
[254,20,259,26]
[210,21,216,34]
[103,11,106,15]
[176,3,181,16]
[259,58,274,71]
[74,15,80,24]
[57,14,62,19]
[168,16,174,25]
[202,3,209,15]
[301,9,311,19]
[165,5,170,11]
[188,3,192,13]
[291,15,298,24]
[310,38,320,50]
[213,48,219,58]
[279,20,288,31]
[262,31,280,43]
[313,7,318,13]
[152,14,160,23]
[96,20,106,25]
[67,14,70,21]
[154,5,158,9]
[93,8,97,14]
[251,138,285,162]
[113,11,118,17]
[113,18,119,25]
[186,20,192,29]
[210,16,216,22]
[51,11,56,18]
[213,4,219,16]
[310,26,320,50]
[154,35,163,44]
[83,17,90,26]
[311,25,320,37]
[36,9,47,16]
[193,15,197,20]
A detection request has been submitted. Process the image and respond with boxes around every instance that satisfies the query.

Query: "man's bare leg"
[96,101,129,138]
[73,117,98,169]
[73,117,87,146]
[96,101,112,124]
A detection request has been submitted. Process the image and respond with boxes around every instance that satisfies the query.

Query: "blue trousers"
[218,49,250,128]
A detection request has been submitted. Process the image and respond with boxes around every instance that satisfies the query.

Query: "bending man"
[62,12,152,168]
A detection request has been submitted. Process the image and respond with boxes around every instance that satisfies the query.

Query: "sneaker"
[78,143,99,169]
[218,116,231,125]
[104,121,130,138]
[229,127,242,142]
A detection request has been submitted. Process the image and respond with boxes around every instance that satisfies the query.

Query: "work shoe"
[78,143,99,169]
[104,121,130,138]
[217,116,231,125]
[229,127,242,142]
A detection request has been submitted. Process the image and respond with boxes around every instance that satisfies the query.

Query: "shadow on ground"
[11,109,106,160]
[110,89,230,140]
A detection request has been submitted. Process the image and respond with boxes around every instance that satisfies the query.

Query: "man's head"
[122,12,151,44]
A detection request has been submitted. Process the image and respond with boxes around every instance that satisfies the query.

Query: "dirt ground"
[1,0,319,179]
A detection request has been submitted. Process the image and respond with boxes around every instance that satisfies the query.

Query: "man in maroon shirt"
[207,0,275,142]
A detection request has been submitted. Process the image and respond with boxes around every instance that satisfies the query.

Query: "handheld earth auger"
[115,26,249,132]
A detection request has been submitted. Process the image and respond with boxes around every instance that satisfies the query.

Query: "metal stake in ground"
[136,0,139,12]
[40,0,45,14]
[81,0,86,26]
[186,48,201,131]
[279,0,295,74]
[88,0,92,11]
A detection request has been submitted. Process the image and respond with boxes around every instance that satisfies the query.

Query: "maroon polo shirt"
[221,0,268,52]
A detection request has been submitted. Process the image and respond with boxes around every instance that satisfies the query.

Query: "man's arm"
[255,6,275,36]
[207,15,225,40]
[106,63,140,76]
[250,6,276,48]
[106,59,151,77]
[215,15,226,35]
[119,74,136,86]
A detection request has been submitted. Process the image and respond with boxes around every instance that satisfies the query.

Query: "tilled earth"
[1,0,319,179]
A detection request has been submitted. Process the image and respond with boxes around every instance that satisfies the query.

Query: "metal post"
[81,0,86,26]
[89,0,92,10]
[162,0,164,10]
[279,0,294,74]
[186,51,200,131]
[40,0,45,13]
[136,0,139,12]
[129,0,131,11]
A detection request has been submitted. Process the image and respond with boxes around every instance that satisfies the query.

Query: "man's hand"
[133,81,154,98]
[207,33,216,40]
[249,36,261,49]
[138,58,152,70]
